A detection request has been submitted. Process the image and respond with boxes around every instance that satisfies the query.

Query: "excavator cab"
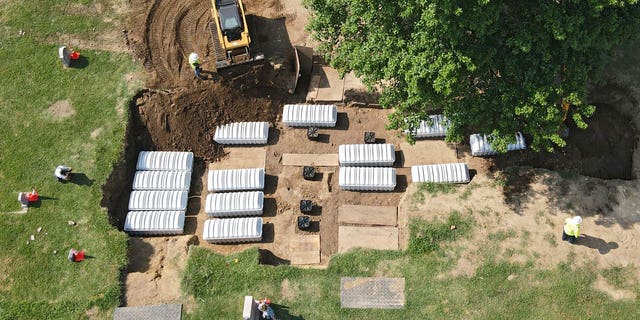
[210,0,264,70]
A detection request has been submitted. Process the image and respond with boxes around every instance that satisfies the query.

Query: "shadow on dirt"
[395,175,408,193]
[262,223,275,244]
[394,151,405,168]
[101,90,156,229]
[478,103,637,217]
[491,166,535,214]
[344,88,380,105]
[486,105,634,181]
[576,234,619,255]
[259,248,290,265]
[126,237,155,273]
[333,112,350,130]
[264,174,279,195]
[263,198,278,217]
[268,127,281,145]
[183,216,198,235]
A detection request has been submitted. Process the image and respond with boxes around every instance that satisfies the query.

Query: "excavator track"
[208,21,227,65]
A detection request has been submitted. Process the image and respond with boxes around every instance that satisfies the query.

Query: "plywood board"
[281,154,339,166]
[338,226,398,253]
[315,66,345,102]
[399,140,459,167]
[290,235,320,265]
[306,74,321,101]
[208,147,266,170]
[341,277,405,309]
[338,205,397,226]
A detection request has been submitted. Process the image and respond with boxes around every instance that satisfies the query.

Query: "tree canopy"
[304,0,640,151]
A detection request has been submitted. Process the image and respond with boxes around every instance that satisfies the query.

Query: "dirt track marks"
[142,0,212,87]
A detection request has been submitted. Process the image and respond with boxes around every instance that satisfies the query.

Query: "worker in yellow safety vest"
[562,216,582,244]
[188,52,203,79]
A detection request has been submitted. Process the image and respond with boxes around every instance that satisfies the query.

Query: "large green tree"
[305,0,640,151]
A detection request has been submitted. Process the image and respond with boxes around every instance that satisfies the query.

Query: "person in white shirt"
[54,165,73,182]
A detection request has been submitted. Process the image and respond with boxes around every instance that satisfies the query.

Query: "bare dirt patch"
[47,100,75,119]
[403,170,640,277]
[280,278,296,300]
[123,235,197,306]
[90,128,103,139]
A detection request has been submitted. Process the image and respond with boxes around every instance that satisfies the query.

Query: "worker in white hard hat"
[188,52,203,79]
[562,216,582,244]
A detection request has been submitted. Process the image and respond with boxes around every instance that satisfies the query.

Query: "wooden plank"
[281,154,338,166]
[315,66,344,102]
[338,205,397,226]
[290,235,320,265]
[288,46,300,94]
[306,73,321,102]
[338,226,398,253]
[208,147,266,170]
[399,140,459,167]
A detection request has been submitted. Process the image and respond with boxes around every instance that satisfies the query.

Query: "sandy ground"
[115,0,640,308]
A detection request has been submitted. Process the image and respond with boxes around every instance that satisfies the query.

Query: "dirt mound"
[131,64,287,161]
[126,0,213,88]
[122,0,297,161]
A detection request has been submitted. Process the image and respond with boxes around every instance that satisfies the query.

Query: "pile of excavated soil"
[131,64,289,162]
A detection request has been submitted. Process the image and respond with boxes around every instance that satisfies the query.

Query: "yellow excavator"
[209,0,264,70]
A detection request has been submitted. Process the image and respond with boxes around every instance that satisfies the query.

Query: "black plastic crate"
[300,200,313,212]
[364,131,376,144]
[298,216,311,230]
[307,127,319,140]
[303,166,316,180]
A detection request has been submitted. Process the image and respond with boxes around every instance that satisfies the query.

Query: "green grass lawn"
[0,1,140,318]
[182,213,640,320]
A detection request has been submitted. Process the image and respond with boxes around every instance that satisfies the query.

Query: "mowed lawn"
[0,0,140,318]
[183,213,640,320]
